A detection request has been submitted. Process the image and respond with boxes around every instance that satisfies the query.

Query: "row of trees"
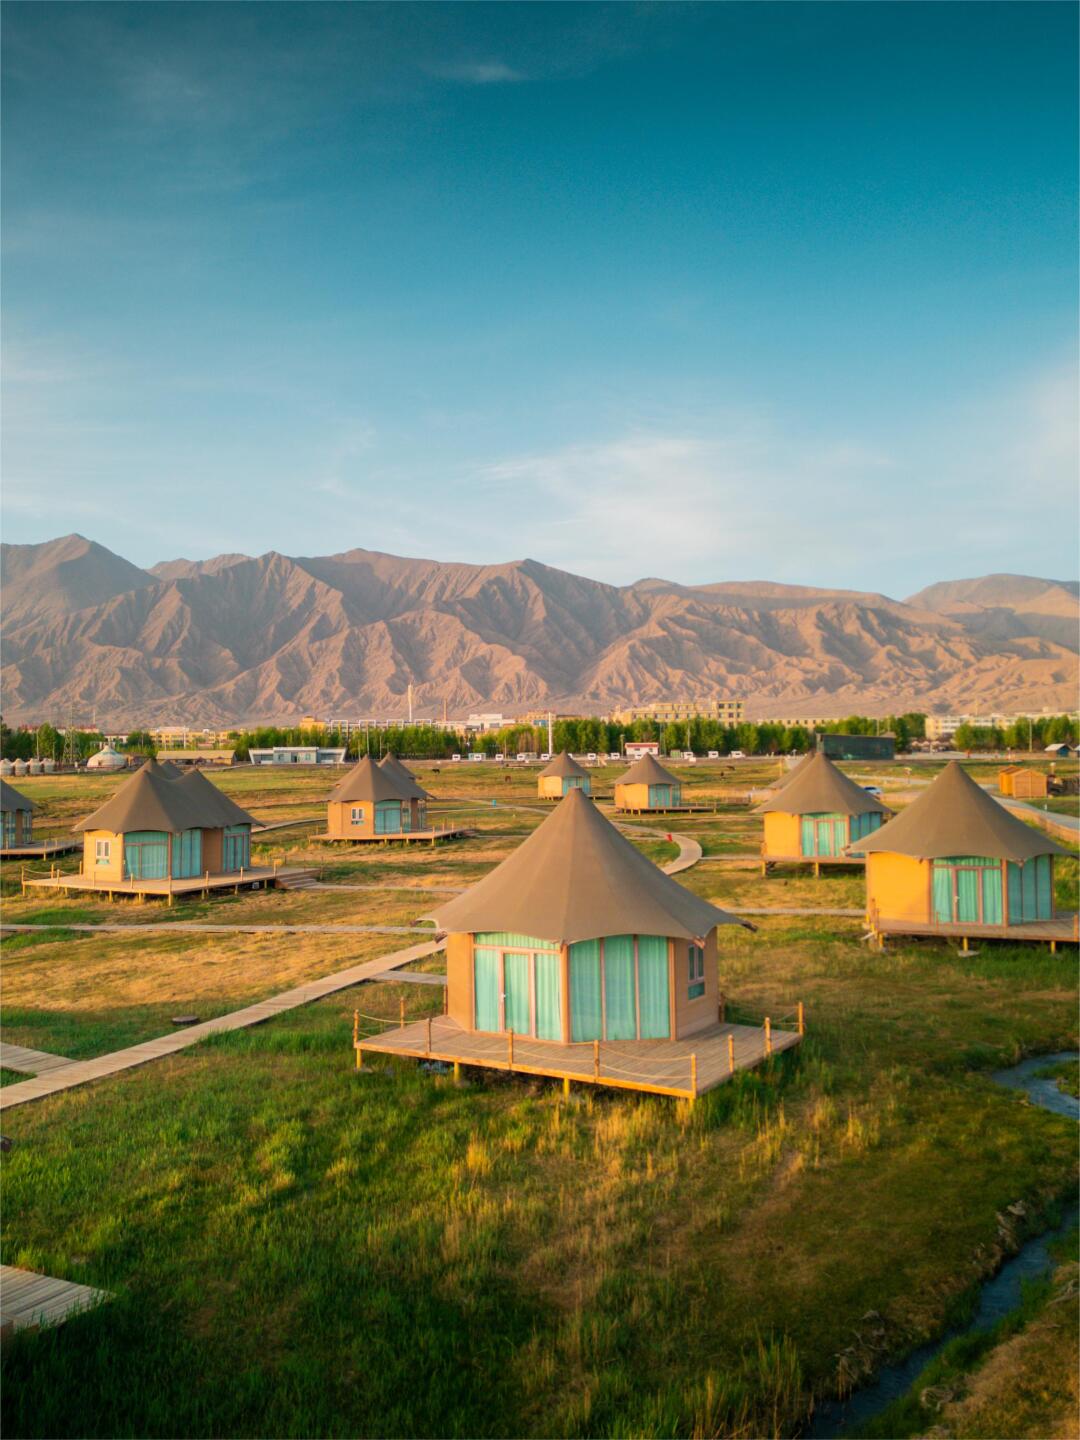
[953,714,1078,752]
[0,721,107,763]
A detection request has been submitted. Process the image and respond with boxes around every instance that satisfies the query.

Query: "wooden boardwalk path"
[0,938,444,1112]
[0,1042,75,1076]
[0,1265,110,1337]
[2,921,435,937]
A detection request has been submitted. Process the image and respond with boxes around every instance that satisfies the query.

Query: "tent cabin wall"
[537,775,590,800]
[867,851,1057,927]
[445,928,719,1044]
[614,781,681,812]
[1,809,32,846]
[325,796,425,839]
[80,824,251,882]
[82,829,124,882]
[762,811,801,857]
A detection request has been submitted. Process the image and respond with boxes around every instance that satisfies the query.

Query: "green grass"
[0,1068,27,1087]
[1034,1058,1080,1099]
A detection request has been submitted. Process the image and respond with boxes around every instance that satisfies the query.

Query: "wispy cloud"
[428,59,524,86]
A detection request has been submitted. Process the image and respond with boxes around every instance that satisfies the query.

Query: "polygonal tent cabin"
[1,778,34,849]
[73,758,256,883]
[431,788,749,1044]
[378,752,431,803]
[850,761,1072,944]
[537,751,591,801]
[613,754,685,813]
[323,757,427,840]
[754,752,889,870]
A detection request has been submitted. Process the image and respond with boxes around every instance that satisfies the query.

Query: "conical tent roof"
[0,779,33,813]
[175,768,256,827]
[329,756,413,805]
[754,752,888,817]
[430,787,746,945]
[156,760,184,780]
[849,761,1068,862]
[539,751,590,780]
[767,753,813,791]
[617,753,680,787]
[379,752,430,800]
[74,759,207,834]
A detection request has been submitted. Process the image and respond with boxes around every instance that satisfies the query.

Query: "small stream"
[807,1051,1079,1438]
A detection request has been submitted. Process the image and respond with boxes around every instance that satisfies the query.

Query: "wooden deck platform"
[873,912,1079,950]
[22,864,317,900]
[356,1015,801,1100]
[0,1265,111,1339]
[311,827,467,846]
[0,1042,74,1076]
[0,839,79,859]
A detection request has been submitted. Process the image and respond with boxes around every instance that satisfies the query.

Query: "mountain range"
[1,534,1076,726]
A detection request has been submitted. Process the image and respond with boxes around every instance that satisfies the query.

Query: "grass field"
[1,759,1077,1438]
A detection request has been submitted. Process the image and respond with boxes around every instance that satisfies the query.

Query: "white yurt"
[42,757,56,773]
[85,744,127,772]
[0,758,14,777]
[12,758,28,776]
[28,758,43,774]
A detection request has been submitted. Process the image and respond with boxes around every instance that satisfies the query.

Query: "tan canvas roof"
[849,761,1068,862]
[430,787,747,944]
[174,768,255,827]
[155,760,184,780]
[616,753,680,788]
[767,753,813,792]
[329,756,412,805]
[754,752,888,817]
[74,759,208,834]
[539,751,590,780]
[0,779,33,813]
[379,752,430,800]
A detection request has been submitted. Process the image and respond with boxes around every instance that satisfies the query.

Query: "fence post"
[399,997,406,1030]
[426,1016,432,1056]
[728,1032,735,1074]
[764,1016,772,1056]
[353,1009,359,1047]
[593,1039,600,1081]
[508,1030,514,1070]
[718,991,726,1024]
[443,983,448,1015]
[690,1053,697,1097]
[797,1001,805,1036]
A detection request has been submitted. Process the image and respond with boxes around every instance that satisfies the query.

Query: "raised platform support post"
[797,1001,805,1036]
[399,998,406,1030]
[453,1061,461,1083]
[764,1016,772,1056]
[563,1076,571,1098]
[727,1032,735,1074]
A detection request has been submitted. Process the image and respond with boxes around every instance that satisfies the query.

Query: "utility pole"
[407,683,413,725]
[547,710,554,756]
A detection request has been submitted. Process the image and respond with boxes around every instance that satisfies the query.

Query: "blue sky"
[3,1,1077,594]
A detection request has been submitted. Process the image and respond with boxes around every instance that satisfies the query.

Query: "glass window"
[688,942,706,999]
[350,806,365,823]
[95,838,111,864]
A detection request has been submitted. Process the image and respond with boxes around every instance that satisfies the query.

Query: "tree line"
[953,714,1078,752]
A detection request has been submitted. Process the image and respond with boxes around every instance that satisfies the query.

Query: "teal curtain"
[648,785,672,808]
[1036,855,1053,919]
[534,952,562,1040]
[932,864,953,922]
[955,867,980,923]
[504,952,530,1033]
[172,828,202,879]
[223,825,249,871]
[2,814,15,847]
[637,935,670,1038]
[569,941,602,1041]
[603,935,636,1040]
[981,865,1003,925]
[124,831,168,880]
[473,947,500,1031]
[375,802,401,834]
[800,817,815,856]
[1007,862,1023,922]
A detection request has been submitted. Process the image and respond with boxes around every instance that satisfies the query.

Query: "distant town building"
[248,746,347,766]
[157,749,236,766]
[816,733,896,762]
[608,700,744,726]
[623,740,661,761]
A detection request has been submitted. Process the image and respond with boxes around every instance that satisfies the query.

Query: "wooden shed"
[433,788,749,1044]
[753,752,889,872]
[537,751,592,801]
[613,754,684,813]
[851,761,1073,946]
[1,778,34,850]
[1010,769,1049,800]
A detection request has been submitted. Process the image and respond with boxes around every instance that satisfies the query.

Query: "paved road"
[0,937,444,1111]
